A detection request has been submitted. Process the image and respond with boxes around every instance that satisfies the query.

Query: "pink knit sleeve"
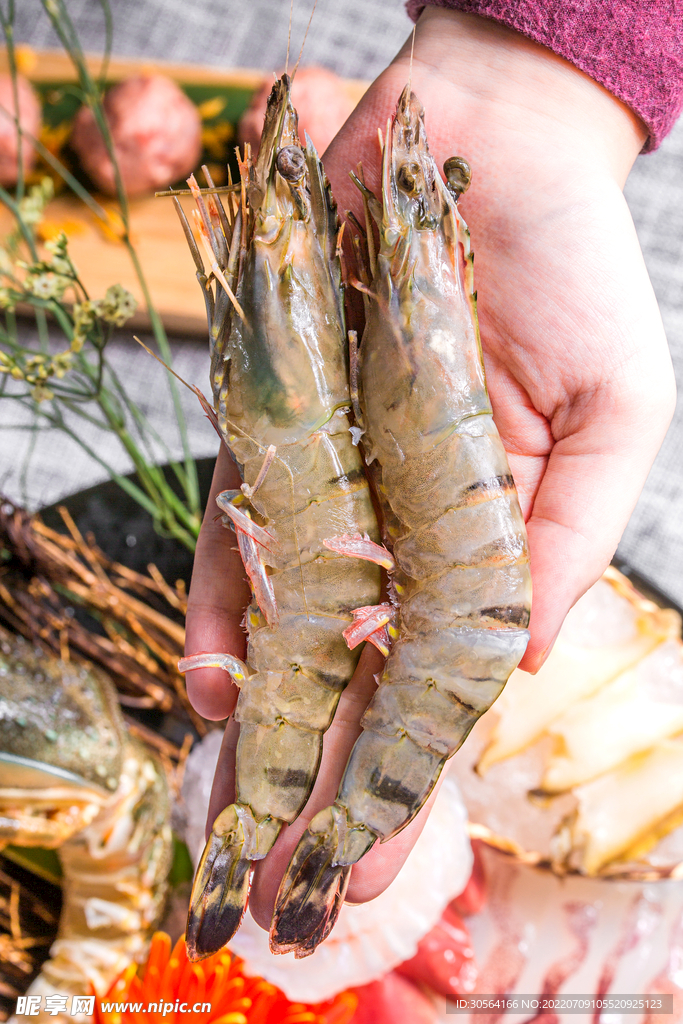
[406,0,683,152]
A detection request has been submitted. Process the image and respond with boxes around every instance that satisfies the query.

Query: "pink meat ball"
[239,66,355,157]
[71,75,201,198]
[0,74,41,187]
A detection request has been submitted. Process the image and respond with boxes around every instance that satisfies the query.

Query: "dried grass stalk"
[0,497,207,746]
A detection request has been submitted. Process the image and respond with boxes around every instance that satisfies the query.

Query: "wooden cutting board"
[8,190,216,336]
[0,48,368,335]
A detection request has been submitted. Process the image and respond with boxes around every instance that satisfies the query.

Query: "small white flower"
[18,178,54,226]
[31,382,54,403]
[94,283,137,326]
[28,273,65,300]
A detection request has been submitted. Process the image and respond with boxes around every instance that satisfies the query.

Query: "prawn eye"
[397,161,422,195]
[276,145,306,181]
[443,156,472,199]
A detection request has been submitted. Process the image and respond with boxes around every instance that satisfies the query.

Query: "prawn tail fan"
[186,802,280,961]
[269,803,375,958]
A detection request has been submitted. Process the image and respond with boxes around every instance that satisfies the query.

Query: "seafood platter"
[2,31,683,1024]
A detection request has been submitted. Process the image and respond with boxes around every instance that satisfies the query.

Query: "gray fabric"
[3,0,683,610]
[619,122,683,605]
[0,333,218,508]
[14,0,412,80]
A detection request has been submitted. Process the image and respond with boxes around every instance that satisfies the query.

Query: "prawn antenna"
[408,24,416,94]
[133,337,234,461]
[285,0,294,75]
[292,0,319,80]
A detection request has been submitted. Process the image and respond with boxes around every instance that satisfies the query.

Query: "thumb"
[520,409,673,672]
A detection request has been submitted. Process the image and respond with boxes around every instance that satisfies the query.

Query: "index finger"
[184,445,251,720]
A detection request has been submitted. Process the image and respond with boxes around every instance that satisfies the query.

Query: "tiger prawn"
[270,85,532,957]
[176,75,381,961]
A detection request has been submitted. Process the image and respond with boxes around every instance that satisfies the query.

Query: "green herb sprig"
[0,0,203,551]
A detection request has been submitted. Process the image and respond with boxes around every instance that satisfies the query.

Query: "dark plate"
[40,457,216,588]
[611,554,683,619]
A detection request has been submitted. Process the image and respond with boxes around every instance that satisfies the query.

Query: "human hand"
[327,7,675,671]
[185,7,675,929]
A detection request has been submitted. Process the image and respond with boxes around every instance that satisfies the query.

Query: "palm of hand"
[324,56,673,670]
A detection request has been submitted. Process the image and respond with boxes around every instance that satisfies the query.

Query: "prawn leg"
[271,87,531,955]
[324,535,398,653]
[342,603,396,655]
[215,489,281,627]
[178,651,249,681]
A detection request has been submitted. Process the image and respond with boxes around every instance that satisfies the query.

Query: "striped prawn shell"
[211,75,381,830]
[343,86,532,842]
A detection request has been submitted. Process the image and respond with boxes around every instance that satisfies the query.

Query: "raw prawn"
[270,86,532,955]
[175,75,381,960]
[0,629,172,1023]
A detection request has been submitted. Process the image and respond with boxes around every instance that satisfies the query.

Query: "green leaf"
[3,845,63,885]
[169,834,194,887]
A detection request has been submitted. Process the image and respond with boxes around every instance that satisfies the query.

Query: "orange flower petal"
[94,934,356,1024]
[144,933,172,982]
[320,993,358,1024]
